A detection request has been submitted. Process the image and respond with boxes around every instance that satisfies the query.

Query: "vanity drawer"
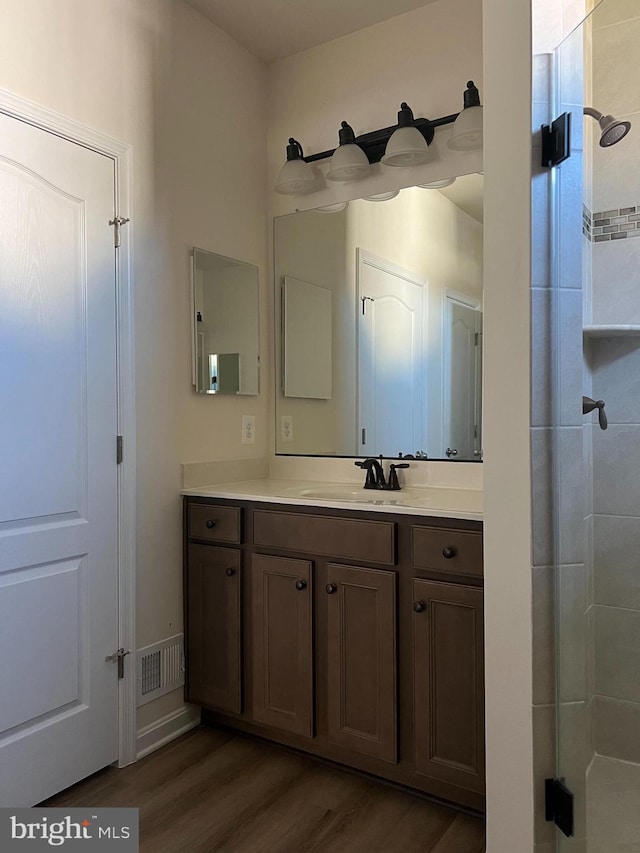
[188,503,242,544]
[411,526,483,578]
[253,510,396,566]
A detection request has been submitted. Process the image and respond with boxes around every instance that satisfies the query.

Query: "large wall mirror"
[274,173,483,460]
[191,248,260,395]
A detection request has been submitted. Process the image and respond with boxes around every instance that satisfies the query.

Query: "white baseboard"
[136,704,201,760]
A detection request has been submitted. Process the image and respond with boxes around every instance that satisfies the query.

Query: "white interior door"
[444,296,482,460]
[0,112,119,806]
[357,251,425,458]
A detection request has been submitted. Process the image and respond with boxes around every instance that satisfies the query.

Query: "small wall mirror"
[274,173,483,460]
[191,248,260,395]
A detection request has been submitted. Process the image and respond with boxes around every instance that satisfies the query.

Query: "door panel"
[444,298,481,460]
[326,563,397,763]
[252,554,313,737]
[413,579,485,793]
[186,544,242,714]
[0,113,118,806]
[358,252,425,457]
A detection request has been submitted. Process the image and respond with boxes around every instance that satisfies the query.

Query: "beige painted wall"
[0,0,268,728]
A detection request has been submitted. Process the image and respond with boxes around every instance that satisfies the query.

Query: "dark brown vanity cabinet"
[185,543,242,714]
[413,578,485,794]
[184,497,485,812]
[325,563,397,763]
[251,554,314,737]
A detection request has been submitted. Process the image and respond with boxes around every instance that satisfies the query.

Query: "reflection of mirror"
[191,248,260,395]
[274,173,483,460]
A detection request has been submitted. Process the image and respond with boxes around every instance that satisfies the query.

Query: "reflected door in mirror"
[358,251,425,458]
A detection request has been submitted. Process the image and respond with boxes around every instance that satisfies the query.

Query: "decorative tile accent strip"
[584,204,640,242]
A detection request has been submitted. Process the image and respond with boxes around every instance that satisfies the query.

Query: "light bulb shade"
[326,143,370,182]
[419,177,456,189]
[448,105,483,151]
[364,191,399,202]
[382,126,431,167]
[275,157,316,195]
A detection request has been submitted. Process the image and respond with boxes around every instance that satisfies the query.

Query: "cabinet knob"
[205,519,217,529]
[442,546,456,559]
[413,601,426,613]
[295,579,307,591]
[326,583,337,595]
[225,567,235,577]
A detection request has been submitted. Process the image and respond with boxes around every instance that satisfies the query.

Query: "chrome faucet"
[355,456,410,490]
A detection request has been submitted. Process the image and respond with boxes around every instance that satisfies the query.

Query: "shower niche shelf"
[583,325,640,339]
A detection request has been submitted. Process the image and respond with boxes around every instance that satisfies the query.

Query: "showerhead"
[584,106,632,147]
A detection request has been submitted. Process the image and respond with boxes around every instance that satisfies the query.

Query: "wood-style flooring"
[44,726,485,853]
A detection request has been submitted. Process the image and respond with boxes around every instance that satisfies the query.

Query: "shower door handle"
[583,396,607,430]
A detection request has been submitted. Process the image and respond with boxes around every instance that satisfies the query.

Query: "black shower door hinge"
[541,112,572,168]
[545,778,574,838]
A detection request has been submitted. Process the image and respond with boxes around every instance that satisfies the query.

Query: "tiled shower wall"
[586,0,640,768]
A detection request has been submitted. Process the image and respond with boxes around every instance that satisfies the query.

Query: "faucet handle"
[388,462,410,490]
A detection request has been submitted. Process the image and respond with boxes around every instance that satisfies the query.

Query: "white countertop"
[181,478,483,522]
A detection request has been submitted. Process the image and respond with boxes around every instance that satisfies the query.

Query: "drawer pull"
[295,580,307,591]
[442,546,457,559]
[326,583,337,595]
[205,519,217,529]
[413,601,426,613]
[225,567,235,577]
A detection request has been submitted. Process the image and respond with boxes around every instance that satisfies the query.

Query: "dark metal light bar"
[303,112,460,165]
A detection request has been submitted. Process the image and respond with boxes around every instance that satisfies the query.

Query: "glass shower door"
[554,1,640,850]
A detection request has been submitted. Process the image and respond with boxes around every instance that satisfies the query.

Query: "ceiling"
[185,0,440,62]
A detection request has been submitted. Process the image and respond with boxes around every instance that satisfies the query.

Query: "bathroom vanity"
[183,484,484,812]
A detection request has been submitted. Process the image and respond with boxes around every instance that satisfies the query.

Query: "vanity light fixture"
[274,138,317,195]
[314,201,350,213]
[381,103,432,167]
[448,81,483,151]
[274,79,482,194]
[364,191,400,202]
[326,122,370,182]
[419,177,456,189]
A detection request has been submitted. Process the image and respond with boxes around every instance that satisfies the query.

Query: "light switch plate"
[242,415,256,445]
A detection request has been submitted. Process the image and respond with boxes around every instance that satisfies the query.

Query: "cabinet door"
[186,544,242,713]
[252,554,314,737]
[326,563,397,763]
[413,579,484,793]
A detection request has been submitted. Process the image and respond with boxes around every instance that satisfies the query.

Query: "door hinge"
[361,296,375,315]
[545,778,574,838]
[109,215,130,248]
[474,331,479,345]
[116,435,123,464]
[105,647,131,680]
[361,427,366,446]
[541,112,572,168]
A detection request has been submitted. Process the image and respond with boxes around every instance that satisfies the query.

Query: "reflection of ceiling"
[438,173,484,223]
[185,0,440,62]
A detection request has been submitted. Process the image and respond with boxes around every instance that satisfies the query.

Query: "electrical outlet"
[280,415,293,443]
[241,415,255,445]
